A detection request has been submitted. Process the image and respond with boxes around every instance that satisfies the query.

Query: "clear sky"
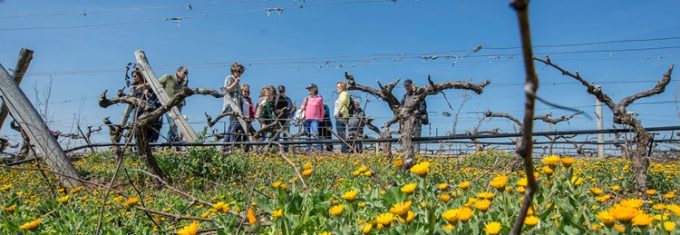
[1,0,679,151]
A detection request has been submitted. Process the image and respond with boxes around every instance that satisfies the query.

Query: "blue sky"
[1,0,679,150]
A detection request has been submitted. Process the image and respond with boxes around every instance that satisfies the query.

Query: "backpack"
[348,96,357,117]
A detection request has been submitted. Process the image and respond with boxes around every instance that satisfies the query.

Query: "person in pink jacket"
[300,83,325,154]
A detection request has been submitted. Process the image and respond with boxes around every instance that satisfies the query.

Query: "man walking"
[159,66,189,142]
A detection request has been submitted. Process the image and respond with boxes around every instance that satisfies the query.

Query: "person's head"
[306,83,318,95]
[336,81,347,94]
[353,98,361,108]
[241,84,250,97]
[277,85,286,96]
[263,85,275,100]
[176,66,189,80]
[131,70,143,85]
[404,79,415,94]
[231,63,245,77]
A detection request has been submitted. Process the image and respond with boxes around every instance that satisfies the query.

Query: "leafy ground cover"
[1,148,679,234]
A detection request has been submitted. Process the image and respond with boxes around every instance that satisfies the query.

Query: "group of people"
[126,63,428,154]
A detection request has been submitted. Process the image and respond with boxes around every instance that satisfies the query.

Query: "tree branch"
[534,56,617,110]
[619,65,674,107]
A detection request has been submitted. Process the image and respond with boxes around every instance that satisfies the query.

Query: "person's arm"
[318,97,325,121]
[159,75,168,88]
[224,75,240,92]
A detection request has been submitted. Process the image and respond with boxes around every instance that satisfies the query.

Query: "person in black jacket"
[319,104,334,152]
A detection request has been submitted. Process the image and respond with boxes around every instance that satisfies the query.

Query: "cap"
[403,79,414,86]
[305,83,317,89]
[277,85,286,91]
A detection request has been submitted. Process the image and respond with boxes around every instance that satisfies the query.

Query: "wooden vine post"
[0,49,82,188]
[135,50,198,143]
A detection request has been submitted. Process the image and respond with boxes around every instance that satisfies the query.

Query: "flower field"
[1,148,679,234]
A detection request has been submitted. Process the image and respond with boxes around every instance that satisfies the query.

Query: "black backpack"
[348,96,357,117]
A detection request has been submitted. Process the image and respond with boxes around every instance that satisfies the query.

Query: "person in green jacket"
[158,66,189,142]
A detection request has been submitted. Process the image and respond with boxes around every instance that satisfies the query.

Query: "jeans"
[335,118,349,153]
[303,120,321,153]
[165,106,183,143]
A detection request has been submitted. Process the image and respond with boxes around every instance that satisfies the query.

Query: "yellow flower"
[484,222,502,235]
[458,181,471,190]
[4,204,16,213]
[438,194,451,203]
[358,202,366,208]
[664,221,676,232]
[442,209,459,223]
[272,181,282,188]
[477,192,494,200]
[516,186,526,193]
[590,187,603,196]
[112,195,123,203]
[664,192,676,199]
[247,208,257,224]
[176,222,200,235]
[474,199,492,212]
[329,204,344,216]
[631,213,652,227]
[405,210,415,223]
[645,189,656,195]
[376,213,394,226]
[442,223,455,232]
[456,207,473,222]
[517,178,528,187]
[342,190,358,202]
[280,183,288,190]
[609,204,639,223]
[489,175,508,191]
[542,166,554,176]
[611,185,621,191]
[389,201,411,217]
[303,162,312,170]
[363,171,372,177]
[570,176,583,185]
[360,223,372,233]
[272,209,284,218]
[524,216,539,227]
[212,201,229,213]
[302,169,313,177]
[561,157,575,168]
[401,183,417,194]
[613,224,625,232]
[595,194,611,203]
[68,186,84,194]
[620,199,644,209]
[410,161,430,177]
[58,195,70,204]
[392,160,403,168]
[652,204,666,210]
[438,183,449,190]
[667,204,680,216]
[319,232,331,235]
[541,155,561,167]
[357,165,368,173]
[1,184,11,191]
[123,197,140,207]
[19,218,42,230]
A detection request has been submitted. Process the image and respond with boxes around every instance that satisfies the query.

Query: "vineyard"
[1,150,679,234]
[2,0,680,234]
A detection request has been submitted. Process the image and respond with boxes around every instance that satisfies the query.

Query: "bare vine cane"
[509,0,541,234]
